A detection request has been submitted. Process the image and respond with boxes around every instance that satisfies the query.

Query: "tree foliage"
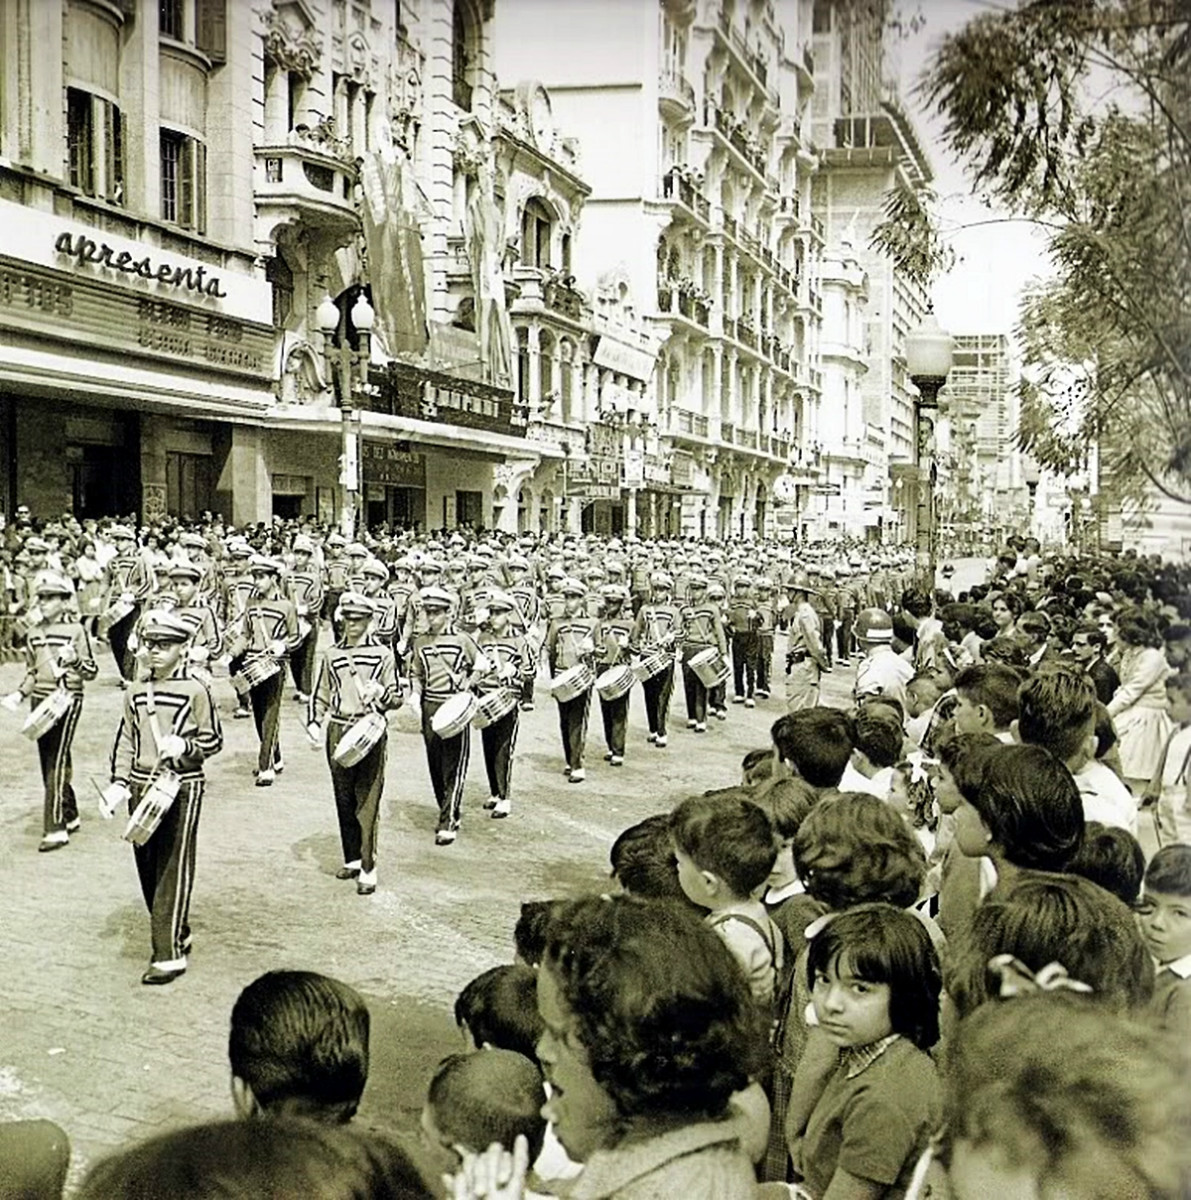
[897,0,1191,504]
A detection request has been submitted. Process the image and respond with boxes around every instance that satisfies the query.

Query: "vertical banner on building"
[465,164,513,389]
[359,147,428,357]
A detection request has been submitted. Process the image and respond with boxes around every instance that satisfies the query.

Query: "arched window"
[521,197,553,269]
[539,330,555,405]
[559,338,574,423]
[452,0,475,111]
[515,327,530,405]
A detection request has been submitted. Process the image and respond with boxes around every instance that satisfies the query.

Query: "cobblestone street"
[0,628,858,1183]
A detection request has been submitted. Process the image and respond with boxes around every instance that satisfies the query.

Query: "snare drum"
[689,646,730,688]
[631,649,672,681]
[98,597,135,636]
[596,664,635,702]
[232,655,281,697]
[22,689,71,741]
[471,689,518,729]
[550,664,595,702]
[332,711,387,767]
[122,770,181,846]
[430,693,477,739]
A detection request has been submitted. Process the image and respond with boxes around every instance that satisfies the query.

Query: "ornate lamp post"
[317,291,375,538]
[904,309,954,591]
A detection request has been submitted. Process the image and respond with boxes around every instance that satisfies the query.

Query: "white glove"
[306,722,323,747]
[2,691,23,712]
[158,734,187,761]
[100,781,131,818]
[120,591,134,605]
[499,662,517,682]
[297,604,308,616]
[579,637,595,654]
[57,644,78,666]
[127,633,139,652]
[270,639,286,656]
[358,679,384,704]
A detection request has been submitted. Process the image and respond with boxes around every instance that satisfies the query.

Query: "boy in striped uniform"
[544,578,597,783]
[285,534,324,704]
[105,609,223,985]
[164,562,223,689]
[680,575,727,733]
[307,592,402,895]
[594,584,634,767]
[220,539,256,719]
[408,586,481,846]
[3,573,97,851]
[242,556,302,787]
[505,554,541,711]
[102,525,153,685]
[474,591,530,819]
[629,570,681,748]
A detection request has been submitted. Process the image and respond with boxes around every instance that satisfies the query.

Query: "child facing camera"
[1137,844,1191,1038]
[791,904,943,1200]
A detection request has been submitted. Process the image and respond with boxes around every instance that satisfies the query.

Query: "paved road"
[0,622,861,1185]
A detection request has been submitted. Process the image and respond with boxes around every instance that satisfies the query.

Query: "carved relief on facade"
[279,341,328,405]
[388,35,424,152]
[258,0,323,79]
[452,118,490,178]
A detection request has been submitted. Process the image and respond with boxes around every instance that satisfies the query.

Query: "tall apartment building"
[809,0,932,542]
[494,0,823,539]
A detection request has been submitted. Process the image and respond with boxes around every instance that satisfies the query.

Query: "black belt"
[787,650,808,664]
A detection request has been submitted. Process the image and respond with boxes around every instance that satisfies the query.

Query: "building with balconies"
[493,0,822,539]
[810,0,933,544]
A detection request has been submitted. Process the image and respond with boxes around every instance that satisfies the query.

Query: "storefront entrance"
[70,444,129,519]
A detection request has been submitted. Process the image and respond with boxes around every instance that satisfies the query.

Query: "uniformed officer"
[853,607,915,713]
[781,569,831,711]
[307,592,402,895]
[474,590,530,818]
[104,609,223,985]
[408,586,481,845]
[3,572,98,851]
[544,577,597,783]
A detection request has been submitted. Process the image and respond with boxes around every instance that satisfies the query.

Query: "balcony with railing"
[722,315,738,341]
[720,420,735,444]
[722,211,738,241]
[714,10,775,102]
[656,277,711,328]
[256,125,359,235]
[734,426,759,451]
[703,102,770,182]
[661,168,712,224]
[671,408,710,439]
[737,321,757,349]
[659,68,696,120]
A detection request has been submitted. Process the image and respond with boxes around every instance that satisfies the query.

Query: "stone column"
[526,324,541,406]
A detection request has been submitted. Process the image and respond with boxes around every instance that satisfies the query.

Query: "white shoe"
[745,698,756,708]
[492,798,511,818]
[647,732,658,743]
[732,695,745,704]
[255,769,275,787]
[569,767,586,783]
[435,828,457,846]
[563,765,572,777]
[655,735,668,748]
[695,722,707,733]
[687,719,697,729]
[483,796,498,810]
[609,754,624,766]
[756,689,770,699]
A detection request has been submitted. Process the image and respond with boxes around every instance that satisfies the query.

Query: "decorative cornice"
[259,5,323,80]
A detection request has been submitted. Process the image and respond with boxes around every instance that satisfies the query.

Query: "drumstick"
[90,776,118,819]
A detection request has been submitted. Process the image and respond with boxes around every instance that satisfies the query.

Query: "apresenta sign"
[53,232,227,298]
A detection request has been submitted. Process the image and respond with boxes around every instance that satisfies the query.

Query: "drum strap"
[143,681,167,768]
[343,650,376,714]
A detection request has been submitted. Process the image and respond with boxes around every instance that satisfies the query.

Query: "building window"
[516,329,530,405]
[521,198,553,270]
[160,128,207,232]
[452,0,474,111]
[167,453,213,520]
[159,0,183,39]
[67,88,94,194]
[456,489,483,528]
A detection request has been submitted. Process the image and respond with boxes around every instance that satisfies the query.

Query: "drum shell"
[550,664,595,702]
[689,646,729,688]
[233,656,280,696]
[98,598,135,636]
[596,665,634,702]
[430,693,476,738]
[332,712,387,767]
[631,650,672,681]
[22,689,71,741]
[122,771,181,846]
[471,689,518,729]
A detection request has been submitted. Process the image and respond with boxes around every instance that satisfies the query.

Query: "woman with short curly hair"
[1108,609,1174,795]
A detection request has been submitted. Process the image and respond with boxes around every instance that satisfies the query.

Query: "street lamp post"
[904,309,954,593]
[317,292,375,539]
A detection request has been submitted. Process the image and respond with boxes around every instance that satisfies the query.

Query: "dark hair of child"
[792,792,926,911]
[1066,822,1146,907]
[454,965,544,1063]
[851,705,904,770]
[981,634,1031,669]
[1016,667,1098,762]
[945,994,1191,1200]
[934,729,1001,800]
[892,611,919,648]
[1117,612,1163,649]
[770,708,854,788]
[963,744,1085,871]
[1145,844,1191,898]
[228,971,370,1124]
[609,814,699,907]
[947,871,1155,1019]
[1074,621,1108,651]
[752,776,816,840]
[741,746,776,787]
[512,900,561,968]
[76,1118,433,1200]
[954,663,1023,729]
[807,904,941,1050]
[669,794,777,899]
[1016,611,1051,644]
[426,1050,547,1165]
[859,693,906,726]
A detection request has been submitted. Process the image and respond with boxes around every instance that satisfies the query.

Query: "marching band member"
[3,573,97,851]
[106,609,223,985]
[285,534,325,704]
[408,586,480,846]
[321,532,351,639]
[306,592,402,896]
[753,577,778,700]
[630,570,681,748]
[680,575,727,733]
[239,555,302,787]
[705,579,730,719]
[358,559,398,652]
[504,553,541,712]
[220,539,256,719]
[102,525,153,686]
[474,591,530,818]
[396,556,447,662]
[344,543,372,592]
[386,557,418,673]
[595,583,634,767]
[727,575,761,708]
[544,577,597,784]
[164,562,223,687]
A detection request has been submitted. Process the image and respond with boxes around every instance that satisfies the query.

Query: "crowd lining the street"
[3,505,1191,1198]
